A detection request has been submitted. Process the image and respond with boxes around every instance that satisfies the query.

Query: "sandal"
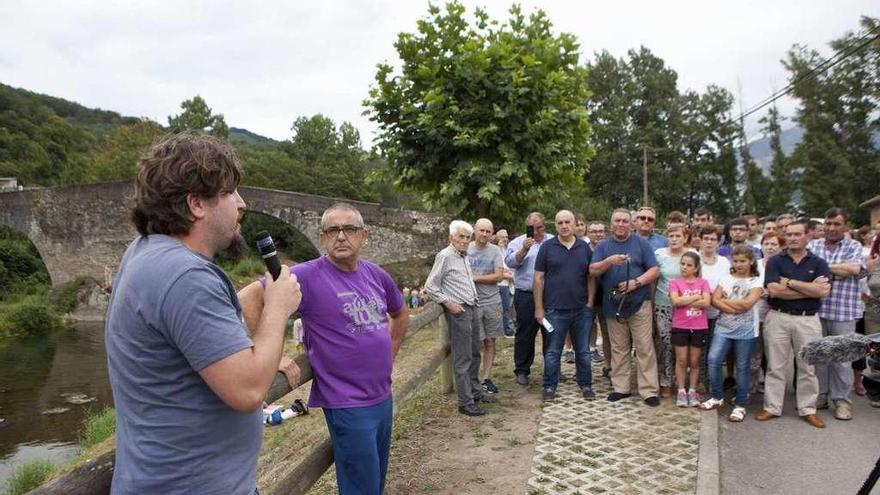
[700,397,724,410]
[728,406,746,422]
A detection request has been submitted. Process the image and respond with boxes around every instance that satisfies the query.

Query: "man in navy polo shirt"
[534,210,596,401]
[758,220,831,428]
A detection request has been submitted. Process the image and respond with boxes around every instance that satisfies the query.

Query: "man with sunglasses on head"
[239,203,409,495]
[635,206,668,251]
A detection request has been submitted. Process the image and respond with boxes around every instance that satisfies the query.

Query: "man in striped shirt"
[806,207,867,421]
[425,220,498,416]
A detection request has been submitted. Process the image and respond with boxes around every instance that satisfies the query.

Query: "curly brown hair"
[132,132,243,236]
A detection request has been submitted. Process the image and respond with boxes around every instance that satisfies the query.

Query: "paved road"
[719,391,880,494]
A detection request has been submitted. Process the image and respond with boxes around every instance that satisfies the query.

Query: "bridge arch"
[0,182,447,286]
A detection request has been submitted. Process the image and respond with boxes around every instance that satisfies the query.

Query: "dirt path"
[308,337,546,495]
[385,338,543,494]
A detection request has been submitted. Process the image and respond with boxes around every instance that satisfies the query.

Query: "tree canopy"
[365,2,593,223]
[167,95,229,139]
[785,16,880,221]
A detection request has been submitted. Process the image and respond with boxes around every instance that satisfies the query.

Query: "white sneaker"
[675,389,688,407]
[687,390,701,407]
[700,397,724,410]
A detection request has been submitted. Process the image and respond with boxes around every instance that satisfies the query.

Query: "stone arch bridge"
[0,182,448,286]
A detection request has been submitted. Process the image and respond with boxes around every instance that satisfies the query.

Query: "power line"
[736,23,880,123]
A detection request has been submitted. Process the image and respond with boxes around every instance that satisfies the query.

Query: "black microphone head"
[255,231,276,256]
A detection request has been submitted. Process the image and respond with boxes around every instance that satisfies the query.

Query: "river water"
[0,322,112,484]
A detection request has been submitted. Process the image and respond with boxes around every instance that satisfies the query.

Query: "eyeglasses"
[588,230,605,234]
[637,216,655,222]
[322,225,363,237]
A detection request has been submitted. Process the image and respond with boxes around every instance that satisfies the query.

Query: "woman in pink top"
[669,252,712,407]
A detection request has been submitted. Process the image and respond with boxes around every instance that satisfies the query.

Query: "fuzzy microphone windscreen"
[800,334,874,365]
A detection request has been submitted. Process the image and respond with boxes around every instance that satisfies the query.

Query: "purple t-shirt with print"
[290,256,403,409]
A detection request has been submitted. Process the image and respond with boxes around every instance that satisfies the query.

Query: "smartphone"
[526,225,534,238]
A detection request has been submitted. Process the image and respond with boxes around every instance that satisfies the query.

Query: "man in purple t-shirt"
[240,203,409,495]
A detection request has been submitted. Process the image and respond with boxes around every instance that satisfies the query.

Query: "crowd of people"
[425,206,880,426]
[102,130,879,495]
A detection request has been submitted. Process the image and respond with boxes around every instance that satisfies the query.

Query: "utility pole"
[642,145,649,206]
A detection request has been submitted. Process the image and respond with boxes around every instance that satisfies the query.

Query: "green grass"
[219,255,268,287]
[4,459,54,495]
[79,407,116,450]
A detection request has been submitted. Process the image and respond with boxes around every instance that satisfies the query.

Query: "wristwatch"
[634,278,642,288]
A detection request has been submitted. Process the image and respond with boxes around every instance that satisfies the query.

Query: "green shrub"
[0,296,62,337]
[79,407,116,450]
[4,458,55,495]
[48,276,95,314]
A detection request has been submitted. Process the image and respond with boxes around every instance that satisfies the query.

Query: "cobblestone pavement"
[527,360,702,494]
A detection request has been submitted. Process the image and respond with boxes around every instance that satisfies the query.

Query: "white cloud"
[1,0,877,143]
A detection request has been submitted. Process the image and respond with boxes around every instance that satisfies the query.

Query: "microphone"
[799,334,880,365]
[255,231,281,280]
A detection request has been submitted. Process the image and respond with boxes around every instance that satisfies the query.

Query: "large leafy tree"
[585,48,741,218]
[365,2,593,222]
[677,85,740,219]
[286,114,377,201]
[167,95,229,139]
[785,16,880,220]
[239,114,381,203]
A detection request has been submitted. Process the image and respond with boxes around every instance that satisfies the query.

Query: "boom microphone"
[799,334,880,365]
[255,231,281,280]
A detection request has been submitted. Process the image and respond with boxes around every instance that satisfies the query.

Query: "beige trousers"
[607,302,659,398]
[763,310,822,416]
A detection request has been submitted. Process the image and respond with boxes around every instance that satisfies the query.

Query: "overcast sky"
[1,1,877,145]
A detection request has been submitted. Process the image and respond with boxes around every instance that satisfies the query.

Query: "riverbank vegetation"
[1,408,117,495]
[3,458,55,495]
[79,407,116,451]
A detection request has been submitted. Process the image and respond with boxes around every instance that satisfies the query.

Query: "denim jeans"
[707,333,756,406]
[543,306,594,389]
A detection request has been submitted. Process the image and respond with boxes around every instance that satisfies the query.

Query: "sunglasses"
[637,216,655,222]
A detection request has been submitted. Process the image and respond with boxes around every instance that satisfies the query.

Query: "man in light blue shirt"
[505,212,554,385]
[635,206,668,251]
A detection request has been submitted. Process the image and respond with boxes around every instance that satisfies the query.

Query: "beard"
[222,232,250,261]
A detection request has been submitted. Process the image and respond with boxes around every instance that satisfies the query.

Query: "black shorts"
[671,328,708,348]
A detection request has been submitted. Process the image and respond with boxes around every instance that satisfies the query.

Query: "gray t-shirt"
[467,242,503,306]
[105,235,261,495]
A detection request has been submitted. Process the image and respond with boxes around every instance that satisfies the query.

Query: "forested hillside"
[0,85,411,207]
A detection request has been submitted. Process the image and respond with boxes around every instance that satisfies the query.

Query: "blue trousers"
[707,334,756,406]
[543,306,594,389]
[323,396,393,495]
